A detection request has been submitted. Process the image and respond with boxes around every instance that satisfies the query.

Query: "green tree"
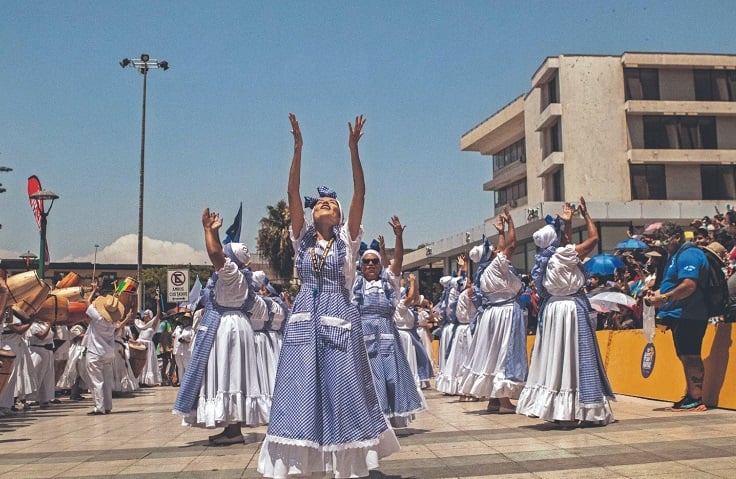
[257,199,294,282]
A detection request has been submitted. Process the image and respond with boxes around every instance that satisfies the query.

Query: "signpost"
[167,269,189,304]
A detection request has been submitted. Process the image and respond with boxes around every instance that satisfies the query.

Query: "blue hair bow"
[359,239,380,256]
[304,186,337,209]
[544,214,562,231]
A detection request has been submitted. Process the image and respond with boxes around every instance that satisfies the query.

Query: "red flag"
[27,175,50,265]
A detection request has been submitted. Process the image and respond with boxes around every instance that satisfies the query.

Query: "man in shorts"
[647,222,709,412]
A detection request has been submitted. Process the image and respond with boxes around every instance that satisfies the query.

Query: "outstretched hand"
[348,115,366,149]
[577,196,588,216]
[202,208,223,231]
[388,215,406,236]
[289,113,303,149]
[560,202,574,222]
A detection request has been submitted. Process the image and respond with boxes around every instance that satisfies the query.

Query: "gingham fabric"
[403,308,434,381]
[173,269,255,416]
[265,224,389,448]
[531,239,614,406]
[353,271,426,418]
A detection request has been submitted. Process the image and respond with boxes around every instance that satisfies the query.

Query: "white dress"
[112,327,138,393]
[0,324,37,406]
[435,289,476,395]
[134,316,161,386]
[460,253,527,399]
[28,322,55,403]
[57,324,90,390]
[183,258,269,428]
[516,244,615,424]
[172,324,193,380]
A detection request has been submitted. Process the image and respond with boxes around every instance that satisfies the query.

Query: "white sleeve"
[341,223,363,289]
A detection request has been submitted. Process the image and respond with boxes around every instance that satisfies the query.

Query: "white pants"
[87,351,114,412]
[29,346,55,403]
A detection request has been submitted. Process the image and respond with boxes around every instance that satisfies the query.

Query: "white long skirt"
[2,335,37,399]
[254,331,278,402]
[136,338,161,386]
[435,325,471,395]
[397,329,420,386]
[417,327,434,371]
[460,303,525,399]
[516,298,614,424]
[183,311,269,428]
[112,343,138,393]
[57,342,90,389]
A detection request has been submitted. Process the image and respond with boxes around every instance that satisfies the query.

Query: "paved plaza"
[1,386,736,479]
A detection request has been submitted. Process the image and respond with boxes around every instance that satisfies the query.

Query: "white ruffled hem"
[180,392,270,428]
[460,371,525,400]
[258,430,400,478]
[516,384,614,424]
[434,373,464,395]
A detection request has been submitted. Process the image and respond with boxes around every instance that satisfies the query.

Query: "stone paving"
[1,386,736,478]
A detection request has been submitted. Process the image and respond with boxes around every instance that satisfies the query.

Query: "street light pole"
[120,54,169,308]
[29,189,59,281]
[92,244,99,282]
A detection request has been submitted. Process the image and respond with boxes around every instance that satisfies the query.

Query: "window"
[550,169,564,201]
[494,179,527,208]
[694,69,736,101]
[541,73,559,110]
[624,68,660,100]
[630,164,666,199]
[701,165,736,200]
[643,116,717,149]
[492,139,526,172]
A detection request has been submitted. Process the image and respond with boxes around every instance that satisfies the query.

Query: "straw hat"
[704,241,728,265]
[93,295,125,322]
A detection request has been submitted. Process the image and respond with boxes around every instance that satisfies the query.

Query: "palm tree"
[257,199,294,281]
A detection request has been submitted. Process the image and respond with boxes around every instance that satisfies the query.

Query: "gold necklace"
[311,236,335,274]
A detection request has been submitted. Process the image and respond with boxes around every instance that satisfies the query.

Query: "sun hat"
[93,295,125,322]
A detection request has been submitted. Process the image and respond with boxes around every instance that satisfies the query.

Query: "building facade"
[404,52,736,276]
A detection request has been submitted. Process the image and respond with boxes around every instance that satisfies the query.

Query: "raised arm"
[503,206,516,257]
[403,273,417,306]
[560,201,575,246]
[346,115,366,241]
[388,216,406,277]
[287,113,305,236]
[493,214,506,254]
[202,208,226,271]
[378,235,390,269]
[574,197,599,258]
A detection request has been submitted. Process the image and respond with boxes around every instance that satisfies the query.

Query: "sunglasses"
[362,258,380,265]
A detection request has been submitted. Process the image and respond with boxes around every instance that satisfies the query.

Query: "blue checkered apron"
[402,308,433,381]
[353,272,425,418]
[265,225,389,449]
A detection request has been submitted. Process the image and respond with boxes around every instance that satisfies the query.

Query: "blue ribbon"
[304,185,337,209]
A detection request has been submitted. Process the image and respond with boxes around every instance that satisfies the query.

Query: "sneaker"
[670,396,707,412]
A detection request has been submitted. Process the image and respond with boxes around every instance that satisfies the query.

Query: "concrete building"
[404,52,736,280]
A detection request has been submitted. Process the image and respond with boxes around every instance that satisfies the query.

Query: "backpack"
[677,243,731,321]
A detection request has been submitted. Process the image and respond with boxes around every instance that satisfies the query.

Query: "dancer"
[516,198,615,427]
[258,113,399,478]
[134,303,162,387]
[173,210,268,445]
[353,217,427,427]
[460,208,527,413]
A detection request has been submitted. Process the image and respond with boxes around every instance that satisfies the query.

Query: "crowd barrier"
[431,323,736,409]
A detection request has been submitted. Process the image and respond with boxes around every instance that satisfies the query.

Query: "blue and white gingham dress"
[258,223,400,479]
[353,270,427,424]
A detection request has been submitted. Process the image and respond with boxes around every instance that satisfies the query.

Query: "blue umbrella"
[615,238,649,250]
[583,254,625,276]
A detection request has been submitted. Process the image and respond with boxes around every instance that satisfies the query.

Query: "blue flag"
[223,202,242,244]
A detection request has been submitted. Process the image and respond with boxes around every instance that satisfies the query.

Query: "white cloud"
[59,234,210,265]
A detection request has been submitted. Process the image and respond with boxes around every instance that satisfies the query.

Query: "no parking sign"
[167,269,189,303]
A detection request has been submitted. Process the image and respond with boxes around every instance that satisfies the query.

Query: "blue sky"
[2,1,735,265]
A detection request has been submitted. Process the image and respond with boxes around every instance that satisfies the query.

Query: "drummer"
[82,283,134,415]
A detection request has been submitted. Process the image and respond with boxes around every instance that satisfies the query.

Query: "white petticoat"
[516,297,614,424]
[258,429,400,479]
[435,324,472,395]
[182,310,269,428]
[460,302,525,399]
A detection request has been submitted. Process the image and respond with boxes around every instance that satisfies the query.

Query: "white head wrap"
[533,225,557,249]
[439,275,452,287]
[469,244,484,263]
[252,270,267,289]
[223,242,251,268]
[360,249,382,266]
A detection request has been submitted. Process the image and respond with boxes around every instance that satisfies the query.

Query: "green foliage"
[256,199,295,281]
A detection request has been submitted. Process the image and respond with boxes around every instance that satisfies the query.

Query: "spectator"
[646,222,710,412]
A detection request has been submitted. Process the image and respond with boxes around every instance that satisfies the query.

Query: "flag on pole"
[180,275,202,312]
[223,202,242,244]
[27,175,50,265]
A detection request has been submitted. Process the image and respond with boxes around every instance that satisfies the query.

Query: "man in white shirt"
[84,286,128,415]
